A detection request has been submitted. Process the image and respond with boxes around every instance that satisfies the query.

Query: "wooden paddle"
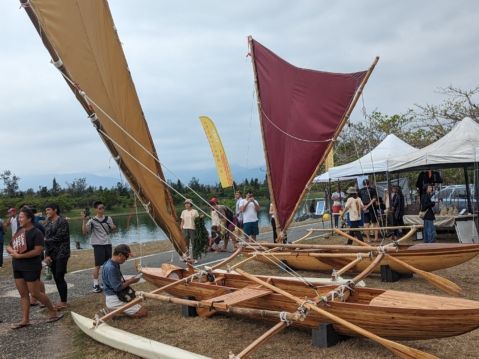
[334,229,464,297]
[236,268,439,359]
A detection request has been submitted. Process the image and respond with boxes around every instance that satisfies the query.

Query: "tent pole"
[386,171,391,227]
[328,180,334,229]
[474,164,479,237]
[464,167,473,214]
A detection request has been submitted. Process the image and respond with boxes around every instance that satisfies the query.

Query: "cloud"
[1,0,478,186]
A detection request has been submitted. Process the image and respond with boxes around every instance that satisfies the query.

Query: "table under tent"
[388,117,479,244]
[314,117,479,243]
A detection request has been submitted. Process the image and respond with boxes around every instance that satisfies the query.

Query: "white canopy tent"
[314,134,417,182]
[388,117,479,172]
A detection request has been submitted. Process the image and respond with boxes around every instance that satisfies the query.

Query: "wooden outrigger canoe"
[244,242,479,274]
[140,264,479,340]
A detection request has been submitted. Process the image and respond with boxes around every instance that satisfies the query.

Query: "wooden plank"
[201,287,272,310]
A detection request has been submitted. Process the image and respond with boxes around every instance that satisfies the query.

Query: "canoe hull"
[141,266,479,340]
[249,243,479,274]
[71,312,210,359]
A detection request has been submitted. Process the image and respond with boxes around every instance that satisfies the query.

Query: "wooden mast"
[283,56,380,232]
[248,36,280,240]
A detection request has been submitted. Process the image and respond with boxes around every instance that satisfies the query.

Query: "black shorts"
[364,210,378,224]
[93,244,112,267]
[13,270,41,282]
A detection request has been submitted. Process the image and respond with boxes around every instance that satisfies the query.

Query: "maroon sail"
[250,38,369,231]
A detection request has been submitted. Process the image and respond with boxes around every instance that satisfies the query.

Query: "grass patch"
[66,254,479,359]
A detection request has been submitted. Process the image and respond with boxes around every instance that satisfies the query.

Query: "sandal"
[11,322,31,330]
[46,313,64,323]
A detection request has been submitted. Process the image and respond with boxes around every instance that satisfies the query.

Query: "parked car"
[431,185,476,212]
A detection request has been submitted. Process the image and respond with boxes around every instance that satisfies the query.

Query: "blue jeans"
[423,220,436,243]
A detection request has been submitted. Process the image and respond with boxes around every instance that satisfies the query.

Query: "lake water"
[2,211,272,254]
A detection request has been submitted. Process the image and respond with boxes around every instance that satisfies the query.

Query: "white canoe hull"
[71,312,210,359]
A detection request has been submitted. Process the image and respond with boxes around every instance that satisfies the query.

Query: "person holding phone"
[102,244,147,318]
[240,191,260,242]
[82,201,117,293]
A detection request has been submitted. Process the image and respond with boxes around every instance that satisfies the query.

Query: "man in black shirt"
[358,179,379,242]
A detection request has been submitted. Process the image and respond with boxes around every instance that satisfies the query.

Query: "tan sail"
[22,0,187,254]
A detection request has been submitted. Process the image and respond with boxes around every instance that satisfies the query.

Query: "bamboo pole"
[250,252,369,258]
[139,292,303,322]
[248,36,279,238]
[335,257,363,276]
[235,269,438,359]
[310,225,422,232]
[246,242,394,252]
[333,228,418,247]
[335,229,464,297]
[233,321,288,359]
[322,253,383,302]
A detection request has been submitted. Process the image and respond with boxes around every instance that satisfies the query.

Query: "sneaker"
[92,285,103,293]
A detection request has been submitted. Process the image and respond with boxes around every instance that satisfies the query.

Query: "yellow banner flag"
[199,116,234,188]
[325,147,334,171]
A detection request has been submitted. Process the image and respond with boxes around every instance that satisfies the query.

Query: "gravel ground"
[0,221,315,358]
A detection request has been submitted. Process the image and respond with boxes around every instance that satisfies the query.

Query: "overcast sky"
[0,1,478,186]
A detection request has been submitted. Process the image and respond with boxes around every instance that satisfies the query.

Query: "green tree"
[51,177,61,195]
[66,177,88,196]
[1,170,20,196]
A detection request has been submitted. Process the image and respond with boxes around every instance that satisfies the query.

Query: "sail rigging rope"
[260,108,334,143]
[360,94,388,243]
[89,106,316,286]
[343,94,388,244]
[55,77,320,287]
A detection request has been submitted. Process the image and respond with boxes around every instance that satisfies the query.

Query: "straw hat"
[184,199,193,205]
[346,187,357,194]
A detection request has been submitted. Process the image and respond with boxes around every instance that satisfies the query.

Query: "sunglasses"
[97,206,105,210]
[122,252,130,259]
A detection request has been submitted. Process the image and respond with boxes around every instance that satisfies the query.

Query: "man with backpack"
[82,201,116,293]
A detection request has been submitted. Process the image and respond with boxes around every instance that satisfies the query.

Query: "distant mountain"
[17,173,121,191]
[171,165,266,186]
[16,166,265,191]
